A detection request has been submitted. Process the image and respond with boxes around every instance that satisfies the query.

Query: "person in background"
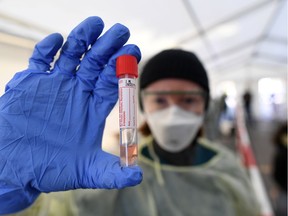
[72,49,260,216]
[204,93,227,140]
[272,122,287,216]
[242,90,253,122]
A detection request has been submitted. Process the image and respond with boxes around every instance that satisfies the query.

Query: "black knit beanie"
[139,49,210,110]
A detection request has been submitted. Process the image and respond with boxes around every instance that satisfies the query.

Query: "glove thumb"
[85,151,143,189]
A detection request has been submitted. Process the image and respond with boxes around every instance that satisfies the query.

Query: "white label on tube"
[119,78,136,129]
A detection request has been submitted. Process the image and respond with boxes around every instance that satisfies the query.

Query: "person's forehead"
[144,78,203,91]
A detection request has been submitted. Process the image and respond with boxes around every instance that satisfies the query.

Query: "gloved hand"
[0,16,142,214]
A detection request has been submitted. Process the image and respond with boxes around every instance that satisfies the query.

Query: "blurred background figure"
[204,93,229,140]
[242,89,253,123]
[272,122,287,216]
[219,93,228,117]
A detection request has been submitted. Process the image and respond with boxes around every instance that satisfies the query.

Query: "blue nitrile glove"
[0,16,143,214]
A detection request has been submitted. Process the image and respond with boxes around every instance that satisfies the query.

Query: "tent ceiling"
[0,0,286,77]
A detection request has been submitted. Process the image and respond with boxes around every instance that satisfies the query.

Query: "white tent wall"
[0,43,33,93]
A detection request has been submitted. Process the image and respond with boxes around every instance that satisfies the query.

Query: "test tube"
[116,55,138,167]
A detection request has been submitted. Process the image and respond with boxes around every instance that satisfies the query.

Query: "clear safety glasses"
[141,90,207,113]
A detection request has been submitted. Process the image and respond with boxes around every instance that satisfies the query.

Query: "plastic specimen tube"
[116,55,138,167]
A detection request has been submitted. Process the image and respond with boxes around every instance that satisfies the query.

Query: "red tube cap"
[116,55,138,78]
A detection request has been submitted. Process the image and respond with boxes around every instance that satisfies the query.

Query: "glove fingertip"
[29,33,64,71]
[126,44,142,62]
[33,33,64,57]
[111,44,142,64]
[117,166,143,188]
[44,33,64,49]
[84,16,104,29]
[112,23,130,36]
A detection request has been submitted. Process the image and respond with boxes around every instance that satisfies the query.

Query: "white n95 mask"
[145,106,204,153]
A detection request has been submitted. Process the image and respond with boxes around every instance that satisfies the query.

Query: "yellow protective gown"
[73,137,260,216]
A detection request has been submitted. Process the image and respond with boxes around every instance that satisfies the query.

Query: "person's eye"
[183,97,196,104]
[154,97,167,105]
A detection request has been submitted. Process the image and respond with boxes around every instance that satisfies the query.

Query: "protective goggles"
[141,90,207,113]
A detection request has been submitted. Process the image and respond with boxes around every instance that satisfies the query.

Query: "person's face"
[142,78,206,115]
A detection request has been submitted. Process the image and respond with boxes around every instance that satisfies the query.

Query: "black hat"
[139,49,210,110]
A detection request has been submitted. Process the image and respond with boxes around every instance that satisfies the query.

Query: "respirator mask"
[145,105,204,152]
